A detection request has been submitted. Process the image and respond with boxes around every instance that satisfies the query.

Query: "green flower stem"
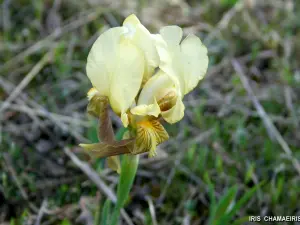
[109,127,139,225]
[111,154,139,225]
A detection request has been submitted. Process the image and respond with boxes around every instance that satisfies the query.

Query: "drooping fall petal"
[133,120,169,157]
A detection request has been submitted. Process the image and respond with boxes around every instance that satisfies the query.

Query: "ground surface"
[1,0,300,224]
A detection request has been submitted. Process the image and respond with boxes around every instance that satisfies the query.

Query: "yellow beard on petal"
[133,119,169,157]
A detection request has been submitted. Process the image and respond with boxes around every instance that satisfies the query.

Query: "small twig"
[177,165,203,186]
[146,196,158,225]
[3,153,28,200]
[103,12,120,27]
[76,197,94,225]
[157,163,176,205]
[284,86,299,128]
[34,175,86,191]
[207,50,275,79]
[2,101,90,126]
[0,7,109,73]
[2,0,11,32]
[63,147,134,225]
[2,103,89,142]
[183,213,191,225]
[204,0,244,45]
[232,59,300,176]
[3,153,38,212]
[64,148,116,200]
[0,51,53,116]
[0,77,88,142]
[35,200,48,225]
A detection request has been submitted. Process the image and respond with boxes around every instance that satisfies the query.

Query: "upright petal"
[153,33,184,92]
[154,26,208,95]
[123,14,159,82]
[109,40,145,116]
[160,26,183,46]
[86,27,126,96]
[158,26,183,84]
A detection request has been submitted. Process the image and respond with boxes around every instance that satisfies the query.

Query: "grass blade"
[220,182,264,224]
[214,185,238,220]
[100,199,112,225]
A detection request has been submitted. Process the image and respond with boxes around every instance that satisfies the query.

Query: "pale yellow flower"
[132,26,208,122]
[129,26,208,156]
[86,14,159,127]
[130,70,184,124]
[81,15,208,162]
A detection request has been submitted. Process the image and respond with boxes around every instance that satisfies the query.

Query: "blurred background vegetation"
[1,0,300,224]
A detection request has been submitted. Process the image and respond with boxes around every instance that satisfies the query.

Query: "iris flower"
[80,14,208,169]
